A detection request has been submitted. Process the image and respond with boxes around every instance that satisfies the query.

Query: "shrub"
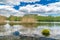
[41,29,50,37]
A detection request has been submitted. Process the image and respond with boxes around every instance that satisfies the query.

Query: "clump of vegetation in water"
[41,29,50,37]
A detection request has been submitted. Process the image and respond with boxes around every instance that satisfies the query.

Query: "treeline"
[36,16,60,22]
[24,14,60,22]
[1,14,60,22]
[7,15,22,21]
[23,14,60,22]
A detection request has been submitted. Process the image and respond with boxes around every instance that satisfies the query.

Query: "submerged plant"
[41,29,50,37]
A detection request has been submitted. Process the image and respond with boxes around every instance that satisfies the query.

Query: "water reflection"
[0,22,60,39]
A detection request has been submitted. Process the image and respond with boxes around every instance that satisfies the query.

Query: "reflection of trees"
[21,23,54,27]
[20,23,40,28]
[38,23,54,27]
[53,23,60,26]
[9,23,54,27]
[9,22,19,26]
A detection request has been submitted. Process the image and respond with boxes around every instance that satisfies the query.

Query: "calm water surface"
[0,22,60,39]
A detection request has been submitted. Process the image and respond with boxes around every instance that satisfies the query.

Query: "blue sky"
[14,0,60,10]
[0,0,60,17]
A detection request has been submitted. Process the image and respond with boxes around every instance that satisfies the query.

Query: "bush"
[41,29,50,37]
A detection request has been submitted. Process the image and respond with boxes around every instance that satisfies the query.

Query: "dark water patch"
[0,35,57,40]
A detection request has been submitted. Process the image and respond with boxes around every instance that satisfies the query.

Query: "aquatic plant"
[41,29,50,37]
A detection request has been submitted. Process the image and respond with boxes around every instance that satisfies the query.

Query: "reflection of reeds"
[9,22,54,27]
[0,22,6,25]
[9,22,21,26]
[9,22,40,27]
[20,23,39,28]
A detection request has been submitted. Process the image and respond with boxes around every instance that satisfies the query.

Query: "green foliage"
[41,29,50,37]
[36,16,60,22]
[36,16,54,22]
[8,15,22,21]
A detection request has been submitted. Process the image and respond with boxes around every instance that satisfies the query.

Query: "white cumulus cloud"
[0,0,20,5]
[19,2,60,16]
[0,0,40,5]
[20,0,40,2]
[0,5,24,17]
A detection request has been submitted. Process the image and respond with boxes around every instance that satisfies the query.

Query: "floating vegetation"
[41,29,50,37]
